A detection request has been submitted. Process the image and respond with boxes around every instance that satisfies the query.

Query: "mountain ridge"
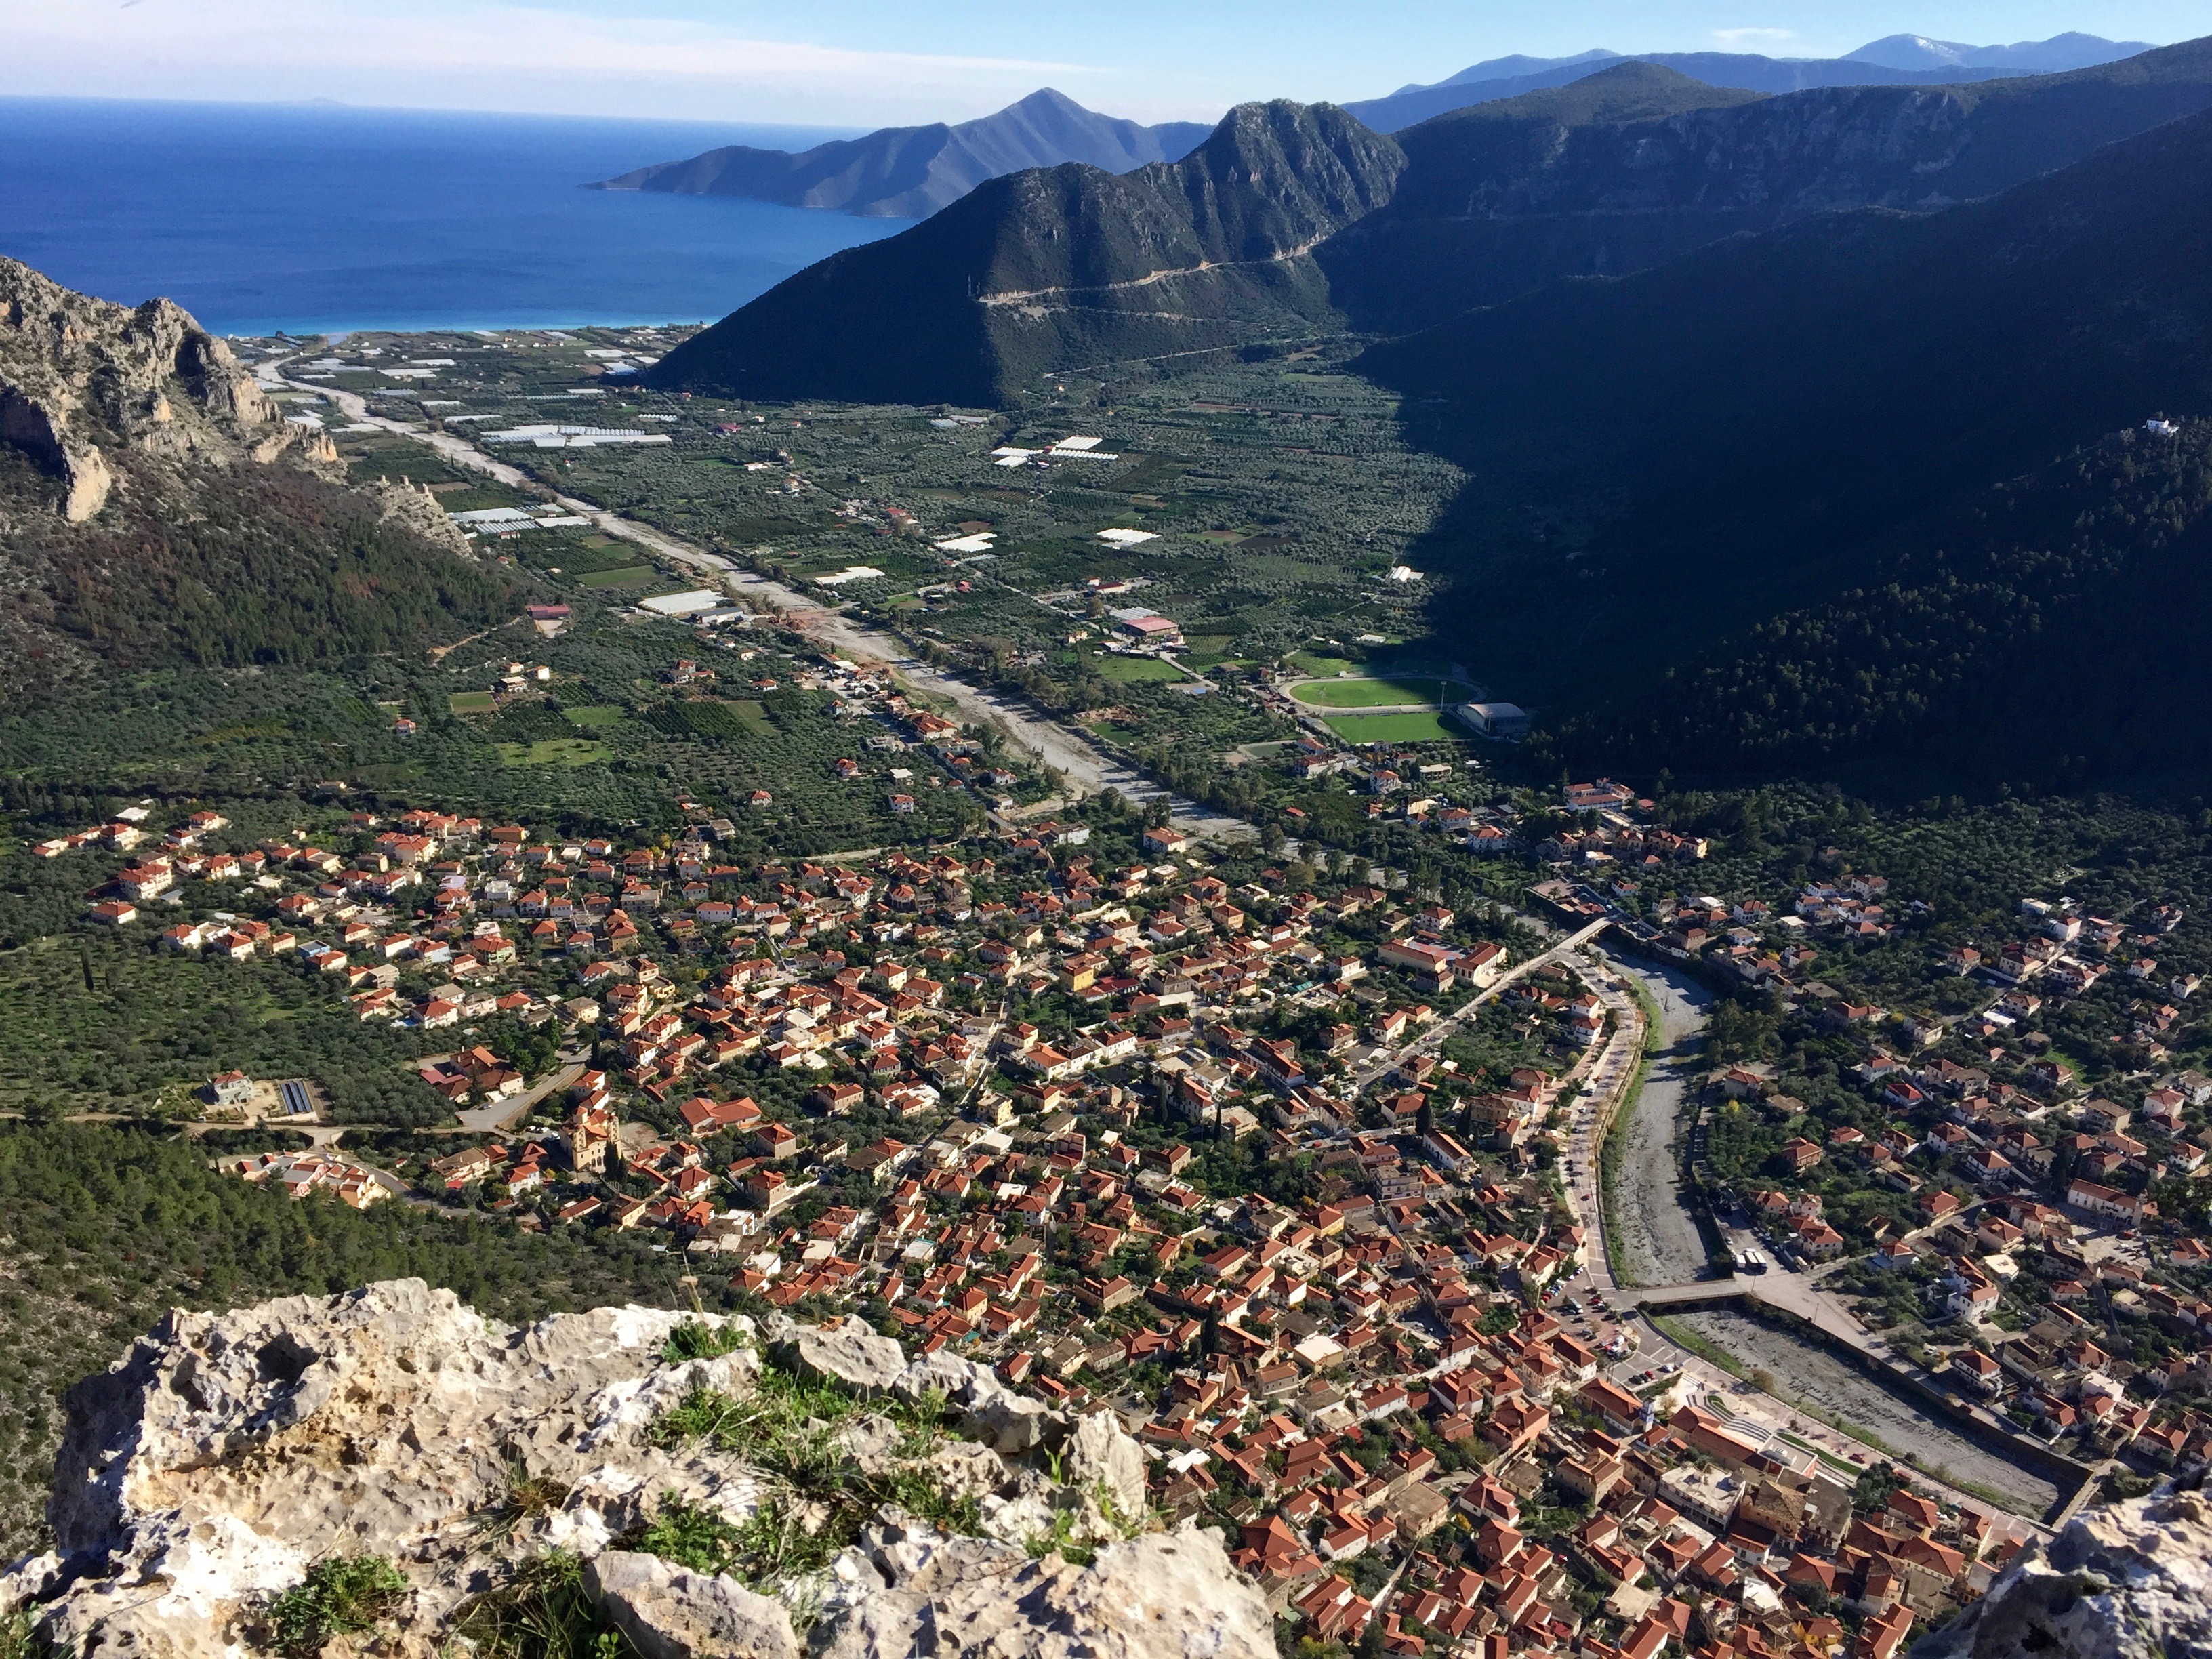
[1321,39,2212,332]
[594,88,1212,220]
[645,100,1403,407]
[649,40,2212,407]
[1844,30,2154,71]
[1343,31,2153,133]
[1353,100,2212,778]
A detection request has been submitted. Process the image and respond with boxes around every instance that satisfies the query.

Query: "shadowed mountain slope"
[652,43,2212,405]
[1319,42,2212,331]
[1355,106,2212,781]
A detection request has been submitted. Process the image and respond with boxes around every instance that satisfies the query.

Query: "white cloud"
[1710,26,1800,48]
[0,0,1118,123]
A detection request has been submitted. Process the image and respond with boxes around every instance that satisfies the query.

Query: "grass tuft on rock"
[262,1555,410,1658]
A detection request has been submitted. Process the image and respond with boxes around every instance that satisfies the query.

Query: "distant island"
[591,87,1212,219]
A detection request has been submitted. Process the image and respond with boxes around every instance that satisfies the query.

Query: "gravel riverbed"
[1668,1308,2062,1515]
[1610,962,1713,1288]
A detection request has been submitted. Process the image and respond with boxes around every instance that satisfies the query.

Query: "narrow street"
[1350,918,1609,1090]
[455,1060,586,1133]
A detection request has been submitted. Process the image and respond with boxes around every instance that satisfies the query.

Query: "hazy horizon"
[2,0,2194,128]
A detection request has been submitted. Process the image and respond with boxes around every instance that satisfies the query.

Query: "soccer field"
[1323,710,1462,743]
[1290,676,1457,708]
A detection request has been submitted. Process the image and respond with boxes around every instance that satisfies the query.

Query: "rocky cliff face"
[0,257,293,520]
[0,259,517,697]
[0,1281,1273,1659]
[1913,1486,2212,1659]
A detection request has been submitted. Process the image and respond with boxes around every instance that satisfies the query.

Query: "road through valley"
[268,367,1250,841]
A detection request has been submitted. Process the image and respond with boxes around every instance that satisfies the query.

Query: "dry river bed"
[1665,1309,2063,1515]
[1610,962,1714,1288]
[1606,959,2062,1517]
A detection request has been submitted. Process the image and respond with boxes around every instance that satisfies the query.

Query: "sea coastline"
[0,96,903,337]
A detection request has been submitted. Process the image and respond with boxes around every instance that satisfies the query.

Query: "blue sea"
[0,97,911,337]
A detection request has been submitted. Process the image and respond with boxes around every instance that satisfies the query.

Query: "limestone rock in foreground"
[586,1550,799,1659]
[1066,1408,1148,1521]
[768,1311,907,1395]
[1914,1486,2212,1659]
[822,1515,1276,1659]
[18,1279,756,1658]
[0,1279,1256,1659]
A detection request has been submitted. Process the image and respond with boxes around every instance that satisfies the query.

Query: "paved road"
[1351,918,1608,1090]
[455,1061,586,1134]
[273,366,1250,844]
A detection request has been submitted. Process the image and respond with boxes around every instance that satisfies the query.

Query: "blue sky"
[3,0,2202,126]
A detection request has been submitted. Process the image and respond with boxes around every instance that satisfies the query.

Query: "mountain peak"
[1843,33,1977,66]
[648,96,1401,407]
[1000,87,1088,116]
[1843,30,2154,71]
[593,89,1213,219]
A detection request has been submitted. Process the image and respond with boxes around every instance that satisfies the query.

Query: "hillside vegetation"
[1355,103,2212,781]
[1540,421,2212,790]
[7,457,520,695]
[647,100,1404,407]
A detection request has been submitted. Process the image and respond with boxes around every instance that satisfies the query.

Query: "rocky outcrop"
[819,1513,1274,1659]
[1067,1408,1149,1521]
[0,255,289,518]
[18,1280,766,1656]
[587,1551,800,1659]
[371,473,476,556]
[0,1281,1241,1659]
[1913,1486,2212,1659]
[768,1312,909,1394]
